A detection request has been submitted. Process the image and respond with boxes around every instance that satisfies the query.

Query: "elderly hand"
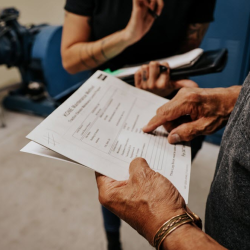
[125,0,164,44]
[143,86,241,144]
[96,157,186,246]
[135,61,198,97]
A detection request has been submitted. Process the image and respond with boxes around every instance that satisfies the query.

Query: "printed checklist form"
[22,71,191,203]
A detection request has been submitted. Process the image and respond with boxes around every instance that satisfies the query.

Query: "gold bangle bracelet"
[153,212,201,250]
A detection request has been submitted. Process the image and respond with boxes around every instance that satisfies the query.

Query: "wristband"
[153,212,202,250]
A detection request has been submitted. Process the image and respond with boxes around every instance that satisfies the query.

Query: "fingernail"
[170,134,181,144]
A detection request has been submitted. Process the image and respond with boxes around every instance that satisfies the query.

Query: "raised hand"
[125,0,164,44]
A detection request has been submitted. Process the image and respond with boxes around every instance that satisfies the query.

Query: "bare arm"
[61,0,164,74]
[179,23,209,53]
[163,224,227,250]
[61,12,132,74]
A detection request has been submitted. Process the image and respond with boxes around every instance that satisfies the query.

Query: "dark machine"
[0,8,90,116]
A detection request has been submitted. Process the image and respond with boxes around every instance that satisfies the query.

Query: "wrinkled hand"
[96,158,186,246]
[135,61,198,97]
[125,0,164,44]
[143,86,241,144]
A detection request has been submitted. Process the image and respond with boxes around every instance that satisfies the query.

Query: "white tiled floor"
[0,110,220,250]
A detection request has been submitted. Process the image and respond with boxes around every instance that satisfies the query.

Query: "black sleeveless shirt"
[65,0,216,70]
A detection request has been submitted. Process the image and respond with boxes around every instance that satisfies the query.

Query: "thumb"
[129,157,151,175]
[129,158,153,184]
[173,80,198,90]
[95,172,114,190]
[168,119,203,144]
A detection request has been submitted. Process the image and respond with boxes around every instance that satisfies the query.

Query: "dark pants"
[102,205,121,232]
[102,135,205,233]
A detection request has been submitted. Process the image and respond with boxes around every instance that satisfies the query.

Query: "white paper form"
[25,71,191,202]
[21,141,78,165]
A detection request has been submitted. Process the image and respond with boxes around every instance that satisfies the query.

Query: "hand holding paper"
[22,71,191,203]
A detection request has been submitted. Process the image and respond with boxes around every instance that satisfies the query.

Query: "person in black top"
[62,0,216,75]
[61,1,216,249]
